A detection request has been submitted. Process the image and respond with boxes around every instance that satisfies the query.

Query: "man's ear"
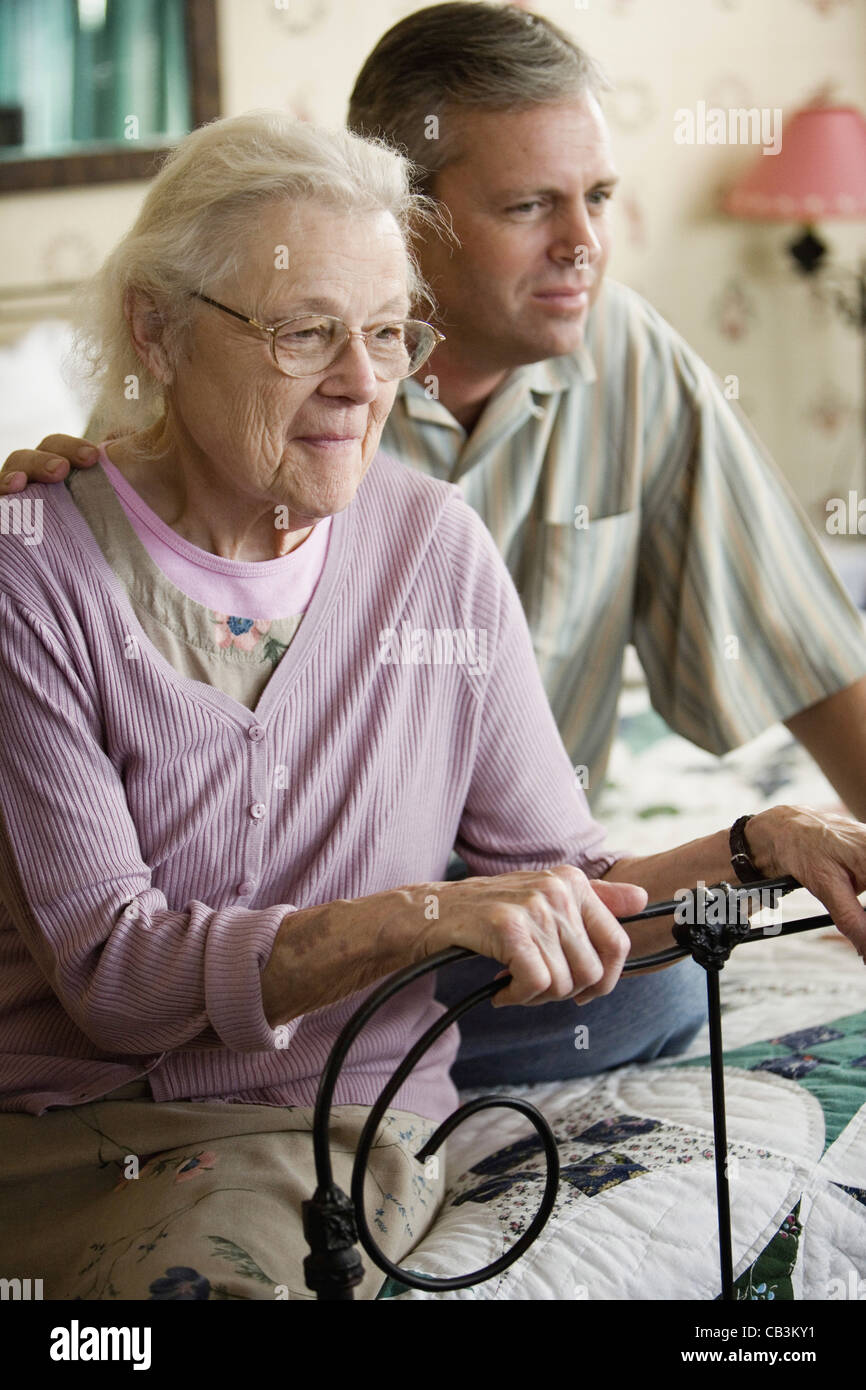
[124,289,173,385]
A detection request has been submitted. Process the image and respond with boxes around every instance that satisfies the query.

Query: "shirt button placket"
[237,723,268,899]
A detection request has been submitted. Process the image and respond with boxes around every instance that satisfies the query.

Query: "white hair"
[72,110,441,435]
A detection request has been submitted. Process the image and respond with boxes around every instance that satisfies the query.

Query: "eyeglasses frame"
[191,291,444,381]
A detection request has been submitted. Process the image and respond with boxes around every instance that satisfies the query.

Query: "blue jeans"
[436,855,707,1088]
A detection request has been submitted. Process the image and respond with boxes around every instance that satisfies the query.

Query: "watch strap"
[730,814,763,884]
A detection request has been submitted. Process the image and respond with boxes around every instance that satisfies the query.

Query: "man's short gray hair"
[74,110,439,434]
[347,1,612,195]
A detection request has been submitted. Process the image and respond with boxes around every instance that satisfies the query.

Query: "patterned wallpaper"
[1,0,864,520]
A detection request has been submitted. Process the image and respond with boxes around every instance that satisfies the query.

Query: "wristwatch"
[729,814,763,884]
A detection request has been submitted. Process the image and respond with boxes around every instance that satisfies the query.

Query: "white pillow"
[0,320,90,462]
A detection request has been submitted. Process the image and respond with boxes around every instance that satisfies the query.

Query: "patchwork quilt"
[379,983,866,1300]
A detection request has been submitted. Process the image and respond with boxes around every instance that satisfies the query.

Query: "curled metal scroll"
[304,947,560,1297]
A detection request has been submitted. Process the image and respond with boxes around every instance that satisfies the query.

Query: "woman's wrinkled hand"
[416,865,648,1007]
[748,804,866,959]
[0,436,98,492]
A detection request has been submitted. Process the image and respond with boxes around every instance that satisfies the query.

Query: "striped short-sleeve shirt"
[380,277,866,804]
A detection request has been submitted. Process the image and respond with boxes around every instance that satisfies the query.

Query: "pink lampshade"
[724,106,866,221]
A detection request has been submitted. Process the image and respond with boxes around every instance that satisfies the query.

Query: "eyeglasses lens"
[274,317,435,379]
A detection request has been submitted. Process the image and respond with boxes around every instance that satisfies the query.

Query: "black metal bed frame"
[302,875,839,1300]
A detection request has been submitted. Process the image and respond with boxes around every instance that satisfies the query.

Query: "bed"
[1,314,864,1302]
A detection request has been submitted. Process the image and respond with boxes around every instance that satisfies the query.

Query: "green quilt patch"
[673,1009,866,1150]
[733,1205,802,1302]
[376,1270,429,1299]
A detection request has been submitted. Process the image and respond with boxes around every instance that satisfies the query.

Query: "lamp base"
[788,226,827,275]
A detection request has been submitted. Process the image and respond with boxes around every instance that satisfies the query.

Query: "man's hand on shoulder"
[0,436,99,492]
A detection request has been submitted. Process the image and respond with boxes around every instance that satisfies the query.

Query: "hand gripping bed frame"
[302,875,837,1301]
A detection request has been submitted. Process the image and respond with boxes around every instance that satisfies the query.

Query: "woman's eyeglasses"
[191,292,444,381]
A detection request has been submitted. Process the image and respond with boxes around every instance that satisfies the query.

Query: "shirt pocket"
[520,509,640,662]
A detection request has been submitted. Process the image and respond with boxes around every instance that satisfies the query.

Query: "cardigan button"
[237,880,255,896]
[248,725,265,742]
[249,802,267,821]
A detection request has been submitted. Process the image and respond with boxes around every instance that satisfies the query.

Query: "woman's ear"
[124,289,173,385]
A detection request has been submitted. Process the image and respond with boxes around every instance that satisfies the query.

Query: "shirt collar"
[522,340,597,394]
[397,339,597,428]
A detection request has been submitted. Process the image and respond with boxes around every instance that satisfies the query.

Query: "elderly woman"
[0,111,865,1303]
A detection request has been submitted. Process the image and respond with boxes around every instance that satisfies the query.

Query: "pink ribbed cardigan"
[0,451,617,1117]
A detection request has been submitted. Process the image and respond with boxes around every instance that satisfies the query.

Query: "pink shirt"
[99,447,332,618]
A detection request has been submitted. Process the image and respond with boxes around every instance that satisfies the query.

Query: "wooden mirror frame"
[0,0,219,194]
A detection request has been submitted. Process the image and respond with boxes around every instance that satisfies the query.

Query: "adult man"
[349,3,866,815]
[4,3,866,1085]
[353,3,866,1083]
